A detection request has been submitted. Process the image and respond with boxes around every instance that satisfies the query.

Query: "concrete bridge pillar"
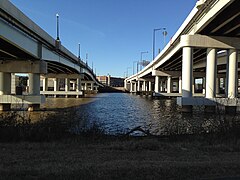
[179,76,182,94]
[154,76,160,93]
[28,73,40,95]
[134,82,137,92]
[167,76,172,93]
[130,81,133,92]
[206,48,217,99]
[91,82,94,91]
[42,78,48,91]
[143,81,146,91]
[182,47,193,112]
[227,49,238,98]
[65,78,70,98]
[137,80,141,92]
[0,72,11,110]
[28,73,40,111]
[216,77,220,95]
[53,78,59,98]
[76,78,81,98]
[149,81,152,92]
[205,48,217,112]
[160,80,163,92]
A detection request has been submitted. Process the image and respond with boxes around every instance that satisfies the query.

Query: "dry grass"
[0,135,240,180]
[0,110,240,179]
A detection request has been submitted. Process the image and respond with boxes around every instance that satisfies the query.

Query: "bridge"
[125,0,240,113]
[0,0,102,111]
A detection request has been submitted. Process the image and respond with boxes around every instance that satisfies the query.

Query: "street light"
[133,61,138,75]
[56,13,60,41]
[126,67,131,77]
[140,51,148,71]
[153,27,166,60]
[78,43,81,59]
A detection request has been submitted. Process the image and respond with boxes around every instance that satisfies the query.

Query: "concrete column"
[11,73,16,94]
[65,78,70,97]
[72,81,76,91]
[179,76,182,94]
[130,81,133,92]
[149,81,152,92]
[0,72,11,110]
[65,78,69,92]
[154,76,160,93]
[28,73,40,111]
[202,77,206,95]
[137,80,141,92]
[182,47,193,112]
[124,80,127,90]
[227,49,238,98]
[167,76,172,93]
[160,81,163,92]
[206,48,217,98]
[134,82,137,92]
[76,78,81,98]
[91,83,94,91]
[53,78,59,91]
[0,72,11,95]
[182,47,193,97]
[42,78,48,91]
[216,77,220,95]
[28,73,40,95]
[143,81,146,91]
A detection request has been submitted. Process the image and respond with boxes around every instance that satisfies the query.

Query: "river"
[38,93,240,136]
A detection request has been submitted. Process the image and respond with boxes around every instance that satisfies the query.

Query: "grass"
[0,111,240,179]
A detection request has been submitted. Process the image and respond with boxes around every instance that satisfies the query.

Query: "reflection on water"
[69,93,240,135]
[5,93,240,135]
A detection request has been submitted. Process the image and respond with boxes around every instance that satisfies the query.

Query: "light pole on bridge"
[56,13,60,41]
[152,28,167,60]
[78,43,81,59]
[140,51,148,71]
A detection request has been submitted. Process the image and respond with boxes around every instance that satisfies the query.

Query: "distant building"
[97,75,124,87]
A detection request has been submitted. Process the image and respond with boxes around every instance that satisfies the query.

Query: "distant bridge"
[125,0,240,113]
[0,0,102,111]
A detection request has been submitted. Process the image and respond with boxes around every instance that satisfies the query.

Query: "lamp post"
[126,67,131,77]
[78,43,81,59]
[153,28,166,60]
[140,51,148,71]
[56,13,60,41]
[133,61,138,74]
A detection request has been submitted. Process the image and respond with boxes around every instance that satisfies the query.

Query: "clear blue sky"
[10,0,196,77]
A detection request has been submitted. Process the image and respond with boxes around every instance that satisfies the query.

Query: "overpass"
[0,0,102,111]
[125,0,240,113]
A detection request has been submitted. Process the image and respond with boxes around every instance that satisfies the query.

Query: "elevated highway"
[125,0,240,112]
[0,0,102,111]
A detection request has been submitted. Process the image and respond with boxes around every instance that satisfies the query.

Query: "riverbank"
[1,132,240,180]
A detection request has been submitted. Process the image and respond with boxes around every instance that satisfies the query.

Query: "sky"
[10,0,196,78]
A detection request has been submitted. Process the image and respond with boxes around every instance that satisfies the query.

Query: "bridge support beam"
[205,48,217,112]
[28,73,41,111]
[0,72,11,111]
[76,78,81,98]
[130,81,133,92]
[137,80,141,92]
[149,81,152,92]
[167,76,172,93]
[226,49,238,113]
[142,81,146,91]
[179,76,182,94]
[180,47,193,112]
[154,76,160,93]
